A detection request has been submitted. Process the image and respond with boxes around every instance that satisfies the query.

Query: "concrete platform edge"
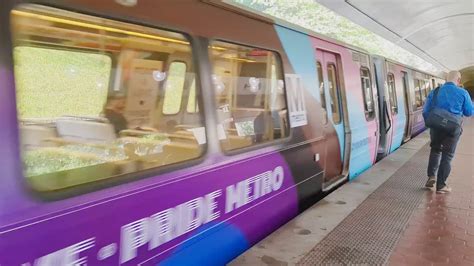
[230,131,431,266]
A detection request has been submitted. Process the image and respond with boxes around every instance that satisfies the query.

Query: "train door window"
[327,64,341,124]
[317,61,328,124]
[422,81,427,103]
[420,80,428,100]
[360,67,375,119]
[414,78,423,109]
[387,73,398,114]
[402,71,410,112]
[163,61,187,115]
[426,80,433,95]
[11,5,205,194]
[209,41,289,152]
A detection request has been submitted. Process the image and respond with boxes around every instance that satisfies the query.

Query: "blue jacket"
[423,82,473,118]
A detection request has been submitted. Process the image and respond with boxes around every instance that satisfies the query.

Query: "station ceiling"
[316,0,474,74]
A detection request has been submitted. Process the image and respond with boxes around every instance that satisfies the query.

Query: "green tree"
[231,0,438,73]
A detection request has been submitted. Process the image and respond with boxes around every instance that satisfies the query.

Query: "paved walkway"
[231,119,474,266]
[389,119,474,265]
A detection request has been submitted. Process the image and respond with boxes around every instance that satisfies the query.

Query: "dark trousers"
[427,129,461,189]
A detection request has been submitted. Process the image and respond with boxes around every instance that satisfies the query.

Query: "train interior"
[12,7,204,192]
[11,6,288,193]
[210,41,289,151]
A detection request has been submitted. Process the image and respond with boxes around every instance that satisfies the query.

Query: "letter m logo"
[285,74,307,127]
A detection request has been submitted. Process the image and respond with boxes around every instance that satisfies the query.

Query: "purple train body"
[0,1,443,265]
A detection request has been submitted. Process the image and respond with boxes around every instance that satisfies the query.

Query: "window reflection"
[209,41,289,151]
[317,62,328,124]
[414,78,424,109]
[387,73,398,114]
[360,68,375,119]
[12,5,205,192]
[327,64,341,124]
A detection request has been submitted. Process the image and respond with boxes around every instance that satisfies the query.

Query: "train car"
[372,56,442,159]
[0,1,442,265]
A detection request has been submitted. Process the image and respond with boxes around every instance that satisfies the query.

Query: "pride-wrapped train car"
[0,0,443,265]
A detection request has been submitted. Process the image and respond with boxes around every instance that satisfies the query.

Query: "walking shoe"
[425,176,436,188]
[436,185,452,194]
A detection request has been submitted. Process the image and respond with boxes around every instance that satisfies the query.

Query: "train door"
[402,71,412,141]
[373,57,393,160]
[316,59,329,182]
[386,70,403,152]
[356,54,378,168]
[316,49,345,189]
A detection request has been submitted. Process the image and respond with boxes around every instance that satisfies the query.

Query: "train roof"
[204,0,444,79]
[203,0,370,55]
[382,56,444,79]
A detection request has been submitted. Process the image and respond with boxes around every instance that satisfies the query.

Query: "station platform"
[231,118,474,266]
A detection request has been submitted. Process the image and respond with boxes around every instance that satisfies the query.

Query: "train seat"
[19,125,58,150]
[56,118,116,144]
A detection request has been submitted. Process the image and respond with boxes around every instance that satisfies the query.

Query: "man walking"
[423,71,473,193]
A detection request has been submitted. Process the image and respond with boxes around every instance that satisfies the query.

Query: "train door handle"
[383,101,392,134]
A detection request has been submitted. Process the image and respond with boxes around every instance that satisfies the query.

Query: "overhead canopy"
[316,0,474,95]
[316,0,474,71]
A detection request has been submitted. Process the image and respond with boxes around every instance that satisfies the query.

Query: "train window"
[317,61,328,124]
[209,41,289,152]
[414,79,423,108]
[327,64,341,124]
[187,79,199,113]
[11,6,205,194]
[360,67,375,120]
[421,81,427,102]
[426,80,431,96]
[420,80,428,100]
[426,80,433,95]
[163,61,187,115]
[387,73,398,114]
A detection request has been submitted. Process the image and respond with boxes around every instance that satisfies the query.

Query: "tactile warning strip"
[297,144,431,266]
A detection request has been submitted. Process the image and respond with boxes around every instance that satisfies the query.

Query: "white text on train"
[120,166,284,263]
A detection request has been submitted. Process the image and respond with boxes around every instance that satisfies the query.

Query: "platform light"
[210,46,227,51]
[212,74,225,94]
[115,0,137,7]
[248,77,260,93]
[152,71,166,82]
[11,10,188,45]
[12,9,233,54]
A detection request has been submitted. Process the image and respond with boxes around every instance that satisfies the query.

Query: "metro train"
[0,1,444,265]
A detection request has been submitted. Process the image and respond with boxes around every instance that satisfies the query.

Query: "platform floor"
[231,118,474,266]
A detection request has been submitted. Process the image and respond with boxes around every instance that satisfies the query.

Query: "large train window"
[317,61,328,124]
[360,67,375,120]
[209,41,289,152]
[327,64,341,124]
[387,73,398,114]
[11,5,205,194]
